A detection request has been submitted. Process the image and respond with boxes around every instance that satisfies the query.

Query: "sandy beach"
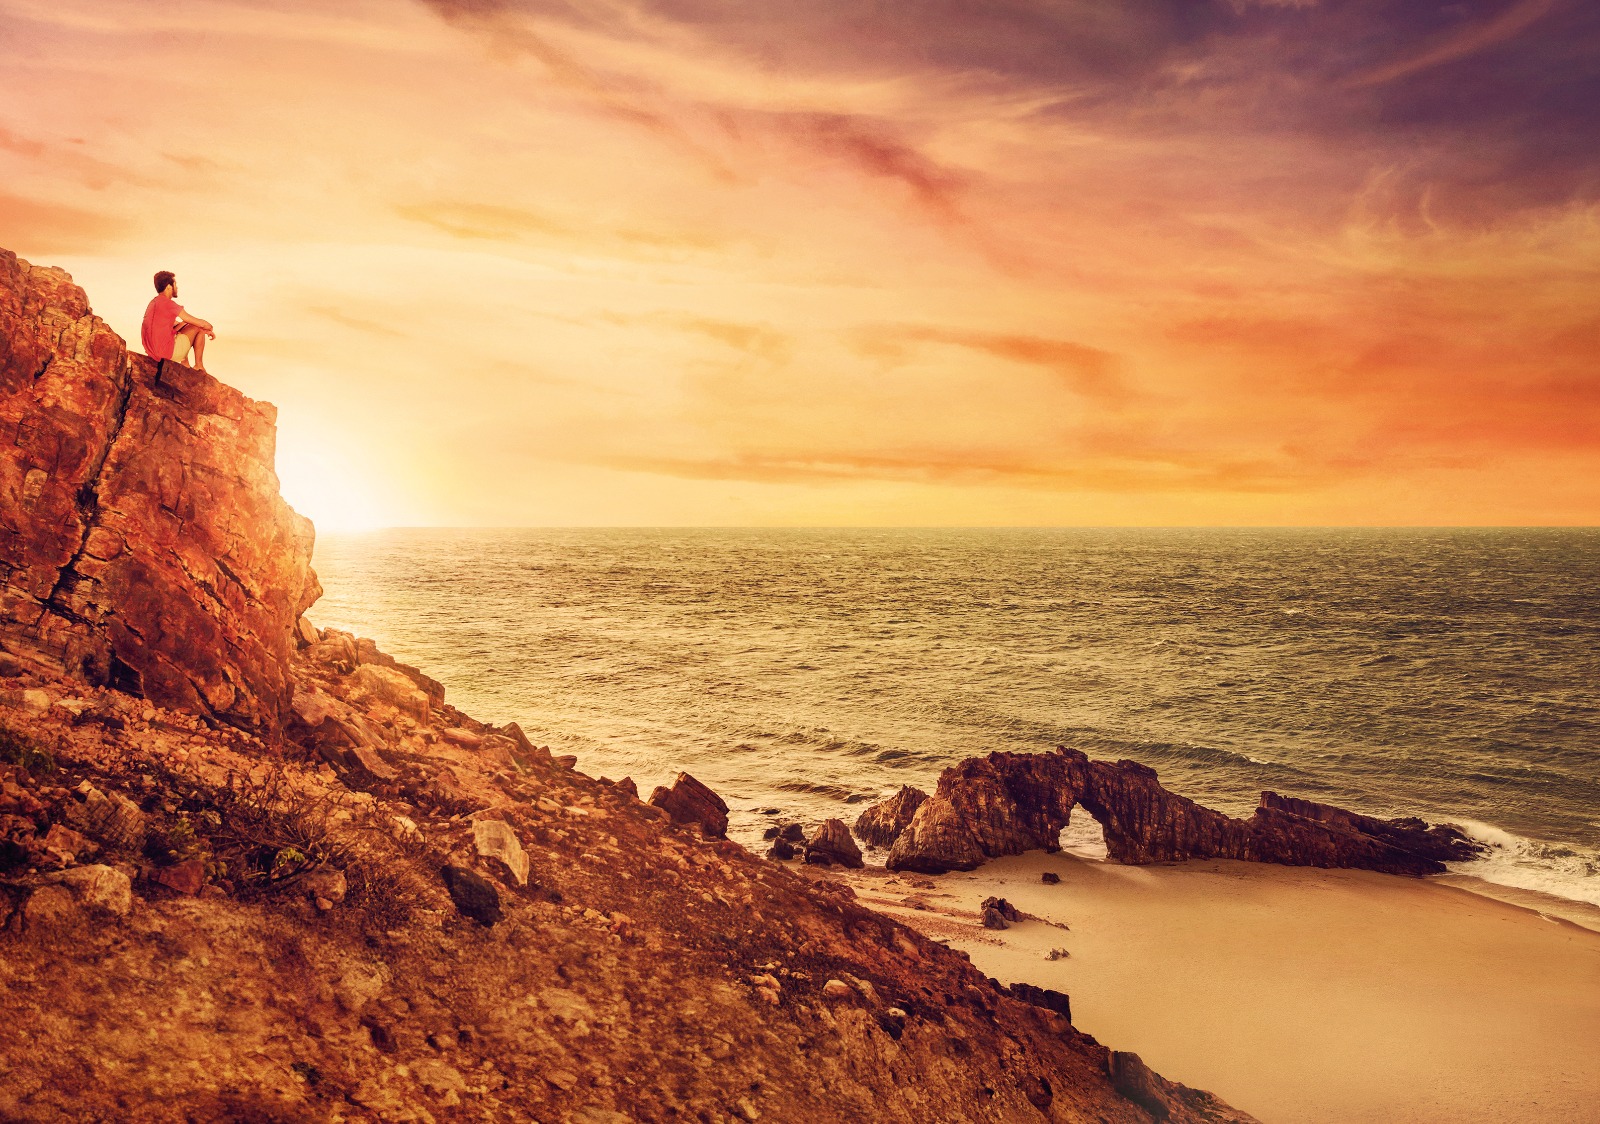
[844,852,1600,1123]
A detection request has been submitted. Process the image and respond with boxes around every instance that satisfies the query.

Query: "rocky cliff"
[0,253,1254,1124]
[878,749,1482,876]
[0,251,318,737]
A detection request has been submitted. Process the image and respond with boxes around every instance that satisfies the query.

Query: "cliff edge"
[0,250,318,737]
[0,252,1255,1124]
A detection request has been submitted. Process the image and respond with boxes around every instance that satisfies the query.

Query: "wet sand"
[843,852,1600,1123]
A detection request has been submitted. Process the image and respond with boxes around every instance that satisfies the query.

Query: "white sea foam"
[1447,820,1600,908]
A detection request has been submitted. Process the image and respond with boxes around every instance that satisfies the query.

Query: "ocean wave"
[1448,820,1600,908]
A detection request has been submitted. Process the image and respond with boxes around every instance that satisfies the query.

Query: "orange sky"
[3,0,1597,529]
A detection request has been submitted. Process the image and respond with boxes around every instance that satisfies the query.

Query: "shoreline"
[832,849,1600,1124]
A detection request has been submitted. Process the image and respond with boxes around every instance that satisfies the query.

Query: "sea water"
[311,527,1600,909]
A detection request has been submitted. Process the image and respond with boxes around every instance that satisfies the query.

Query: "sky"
[2,0,1597,530]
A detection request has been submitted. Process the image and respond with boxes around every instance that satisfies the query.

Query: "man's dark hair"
[153,271,175,294]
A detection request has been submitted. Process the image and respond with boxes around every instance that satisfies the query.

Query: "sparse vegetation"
[0,720,54,775]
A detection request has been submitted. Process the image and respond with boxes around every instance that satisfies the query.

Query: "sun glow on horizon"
[3,0,1597,526]
[274,428,399,535]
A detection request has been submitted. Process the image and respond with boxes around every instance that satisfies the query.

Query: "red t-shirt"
[141,293,185,360]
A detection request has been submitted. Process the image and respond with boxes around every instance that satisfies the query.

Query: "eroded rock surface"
[883,748,1482,876]
[0,251,318,737]
[648,771,729,838]
[854,784,927,847]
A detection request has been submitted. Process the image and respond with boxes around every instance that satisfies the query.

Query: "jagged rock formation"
[648,771,730,838]
[0,251,318,737]
[803,817,864,868]
[854,784,927,847]
[882,749,1482,876]
[0,252,1257,1123]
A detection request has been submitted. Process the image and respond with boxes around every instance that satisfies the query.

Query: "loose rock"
[472,818,529,886]
[648,773,729,838]
[441,864,502,926]
[804,819,863,869]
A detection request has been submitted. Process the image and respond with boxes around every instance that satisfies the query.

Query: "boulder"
[887,748,1483,877]
[300,867,347,905]
[307,632,358,673]
[347,664,430,724]
[853,785,928,847]
[499,722,551,761]
[42,823,94,861]
[647,773,729,839]
[0,251,319,738]
[55,863,132,916]
[19,884,78,931]
[804,819,863,869]
[441,864,502,926]
[352,637,445,709]
[472,818,529,886]
[981,907,1009,930]
[981,896,1021,922]
[149,858,204,895]
[478,734,521,770]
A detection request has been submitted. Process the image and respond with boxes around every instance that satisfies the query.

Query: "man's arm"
[175,309,215,336]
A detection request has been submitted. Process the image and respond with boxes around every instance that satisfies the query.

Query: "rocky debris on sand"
[763,821,805,844]
[981,896,1021,923]
[853,785,928,848]
[886,748,1484,876]
[804,819,863,869]
[472,818,529,886]
[648,773,729,838]
[1046,948,1069,961]
[1042,871,1061,884]
[440,863,503,926]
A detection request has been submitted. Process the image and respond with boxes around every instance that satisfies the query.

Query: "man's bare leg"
[172,324,204,369]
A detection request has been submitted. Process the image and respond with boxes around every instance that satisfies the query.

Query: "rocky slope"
[875,749,1482,876]
[0,252,1255,1123]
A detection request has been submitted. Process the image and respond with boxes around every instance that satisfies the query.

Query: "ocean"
[311,527,1600,910]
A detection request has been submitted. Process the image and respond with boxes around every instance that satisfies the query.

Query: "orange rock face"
[0,251,319,737]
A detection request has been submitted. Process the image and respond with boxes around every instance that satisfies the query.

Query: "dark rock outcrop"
[853,785,927,847]
[440,863,502,926]
[0,251,318,737]
[647,772,729,838]
[884,748,1482,876]
[804,818,864,869]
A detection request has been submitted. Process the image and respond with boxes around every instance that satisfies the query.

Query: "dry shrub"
[0,720,54,775]
[205,766,347,895]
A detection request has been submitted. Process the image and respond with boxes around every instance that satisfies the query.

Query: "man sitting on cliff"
[141,271,215,371]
